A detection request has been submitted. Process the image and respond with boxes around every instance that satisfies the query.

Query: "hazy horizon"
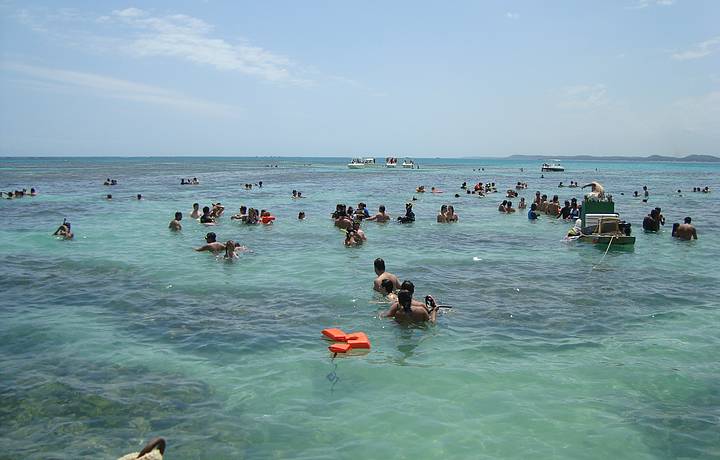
[1,1,719,157]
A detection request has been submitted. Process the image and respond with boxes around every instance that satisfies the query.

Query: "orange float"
[329,343,351,353]
[322,328,347,341]
[260,215,276,224]
[321,328,371,353]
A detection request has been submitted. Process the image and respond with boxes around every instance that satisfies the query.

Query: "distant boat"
[348,158,377,169]
[385,157,398,168]
[541,162,565,172]
[402,158,416,169]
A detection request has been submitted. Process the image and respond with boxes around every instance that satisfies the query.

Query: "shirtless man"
[168,212,182,231]
[373,258,401,293]
[190,203,201,219]
[546,195,560,216]
[366,205,390,222]
[674,217,698,240]
[382,290,438,323]
[194,232,225,252]
[446,205,459,221]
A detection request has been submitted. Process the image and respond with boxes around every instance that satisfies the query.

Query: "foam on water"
[1,157,719,459]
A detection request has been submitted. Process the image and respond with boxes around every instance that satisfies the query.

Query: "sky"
[0,0,718,157]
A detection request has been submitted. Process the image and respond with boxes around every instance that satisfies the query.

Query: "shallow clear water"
[1,157,718,459]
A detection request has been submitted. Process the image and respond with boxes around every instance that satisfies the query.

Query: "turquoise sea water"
[1,157,719,459]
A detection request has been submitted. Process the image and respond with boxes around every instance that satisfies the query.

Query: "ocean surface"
[1,156,718,459]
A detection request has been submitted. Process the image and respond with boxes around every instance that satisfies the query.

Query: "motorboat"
[348,158,377,169]
[402,158,416,169]
[541,162,565,172]
[385,157,398,168]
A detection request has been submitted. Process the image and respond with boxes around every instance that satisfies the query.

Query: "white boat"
[402,158,415,169]
[348,157,377,169]
[385,157,398,168]
[541,162,565,172]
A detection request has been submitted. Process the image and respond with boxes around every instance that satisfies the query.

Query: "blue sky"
[1,0,718,157]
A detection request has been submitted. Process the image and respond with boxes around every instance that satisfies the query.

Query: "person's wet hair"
[175,212,182,220]
[206,232,217,242]
[400,280,415,294]
[397,289,412,313]
[374,258,385,272]
[684,217,692,224]
[381,279,394,294]
[203,206,210,213]
[193,203,199,208]
[379,205,385,212]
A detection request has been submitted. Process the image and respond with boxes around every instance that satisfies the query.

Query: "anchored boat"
[578,197,635,245]
[385,157,398,168]
[347,158,377,169]
[541,162,565,172]
[402,158,416,169]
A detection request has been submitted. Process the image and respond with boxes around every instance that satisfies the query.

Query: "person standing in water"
[194,232,225,252]
[366,205,390,222]
[190,203,201,219]
[674,217,698,240]
[382,290,438,323]
[169,212,182,231]
[373,258,401,293]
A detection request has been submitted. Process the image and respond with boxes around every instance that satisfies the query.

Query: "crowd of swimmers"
[49,174,706,246]
[459,181,498,196]
[332,203,371,246]
[3,187,37,198]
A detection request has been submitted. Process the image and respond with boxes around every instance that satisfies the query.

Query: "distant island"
[504,154,720,163]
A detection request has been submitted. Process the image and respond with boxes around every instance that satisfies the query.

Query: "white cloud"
[559,84,609,109]
[2,62,236,116]
[672,36,720,61]
[12,7,309,85]
[505,12,519,20]
[626,0,676,9]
